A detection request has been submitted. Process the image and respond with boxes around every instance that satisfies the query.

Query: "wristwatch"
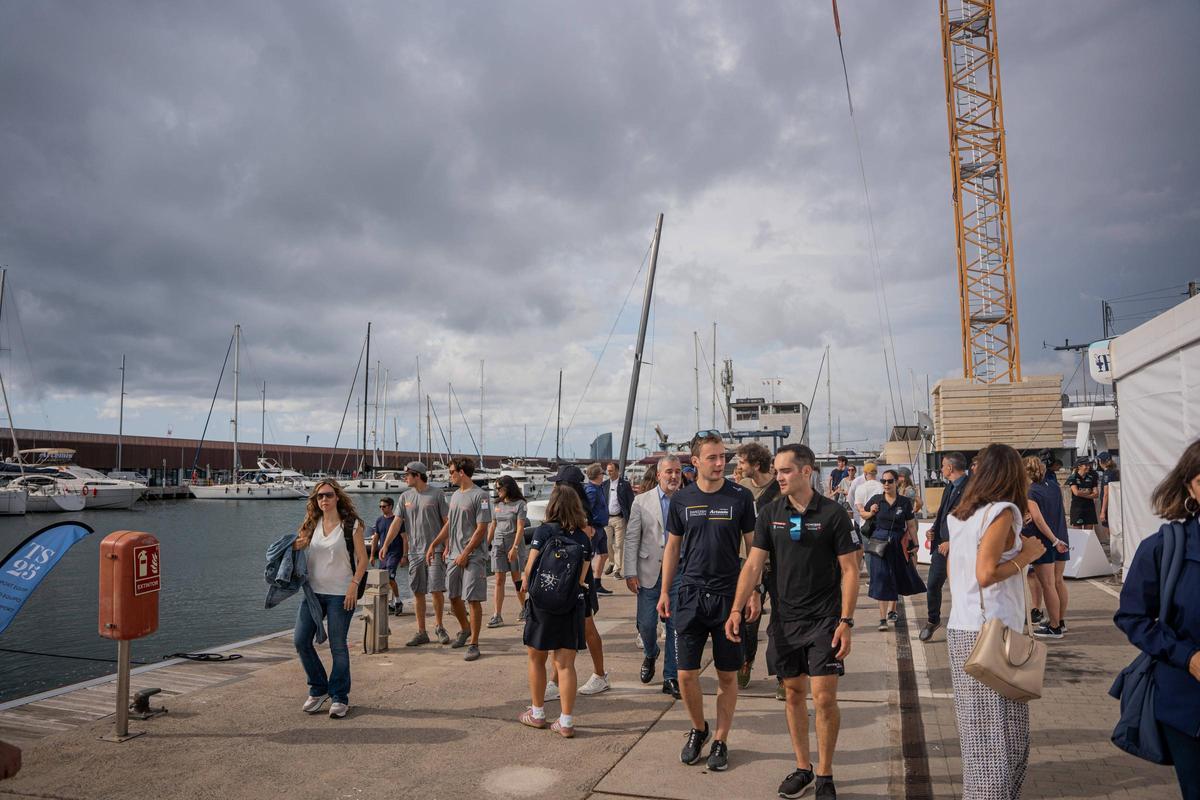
[755,584,767,596]
[838,617,855,627]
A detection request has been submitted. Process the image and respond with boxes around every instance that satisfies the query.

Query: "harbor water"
[0,495,409,704]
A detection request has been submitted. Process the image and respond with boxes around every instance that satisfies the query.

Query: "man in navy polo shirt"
[658,433,756,771]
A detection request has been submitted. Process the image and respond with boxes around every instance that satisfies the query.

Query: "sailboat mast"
[416,356,423,464]
[233,324,241,476]
[448,382,452,457]
[118,353,126,470]
[711,322,717,430]
[617,213,663,474]
[362,322,371,474]
[479,360,484,468]
[381,368,389,469]
[693,332,700,431]
[426,394,433,461]
[826,346,833,454]
[0,270,24,475]
[260,381,266,459]
[555,369,562,465]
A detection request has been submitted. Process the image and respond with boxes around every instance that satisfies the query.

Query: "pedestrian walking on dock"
[1098,451,1120,528]
[1066,456,1100,529]
[487,475,528,628]
[862,469,925,631]
[370,497,404,614]
[602,462,634,580]
[658,433,757,771]
[584,464,612,594]
[895,469,923,515]
[429,457,491,661]
[380,462,450,647]
[727,443,860,800]
[1114,438,1200,799]
[1021,457,1069,640]
[519,484,594,738]
[833,465,855,514]
[544,465,610,698]
[827,455,848,498]
[1036,453,1072,631]
[293,480,369,719]
[734,441,781,695]
[919,452,968,643]
[623,455,683,699]
[945,444,1046,800]
[851,463,883,532]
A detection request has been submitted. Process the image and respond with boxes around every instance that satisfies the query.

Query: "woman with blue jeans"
[1115,439,1200,799]
[293,480,368,719]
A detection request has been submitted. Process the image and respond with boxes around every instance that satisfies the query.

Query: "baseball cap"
[1097,451,1113,462]
[547,465,585,484]
[1073,456,1092,467]
[405,461,428,474]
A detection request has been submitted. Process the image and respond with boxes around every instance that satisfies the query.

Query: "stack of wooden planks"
[931,375,1063,452]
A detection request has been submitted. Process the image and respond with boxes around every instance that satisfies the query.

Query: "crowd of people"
[277,437,1200,800]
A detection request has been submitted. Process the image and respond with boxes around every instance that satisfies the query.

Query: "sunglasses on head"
[694,429,723,439]
[315,491,336,500]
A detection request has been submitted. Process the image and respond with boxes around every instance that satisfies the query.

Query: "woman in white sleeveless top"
[946,444,1046,799]
[293,480,368,719]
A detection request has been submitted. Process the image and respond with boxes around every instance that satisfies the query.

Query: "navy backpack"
[528,527,586,615]
[1109,522,1186,764]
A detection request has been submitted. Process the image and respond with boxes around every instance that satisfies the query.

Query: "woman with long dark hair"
[488,475,528,627]
[1115,439,1200,798]
[946,444,1046,798]
[293,480,368,719]
[519,483,593,737]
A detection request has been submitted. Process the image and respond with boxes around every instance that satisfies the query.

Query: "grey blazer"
[622,488,669,587]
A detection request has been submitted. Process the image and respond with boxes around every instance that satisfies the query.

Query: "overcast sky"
[1,1,1196,463]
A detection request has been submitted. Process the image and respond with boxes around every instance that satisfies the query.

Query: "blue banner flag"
[0,521,95,636]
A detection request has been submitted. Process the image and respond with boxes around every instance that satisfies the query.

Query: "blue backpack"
[529,526,586,615]
[1109,522,1186,765]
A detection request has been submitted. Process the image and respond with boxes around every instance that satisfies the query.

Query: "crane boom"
[939,0,1022,383]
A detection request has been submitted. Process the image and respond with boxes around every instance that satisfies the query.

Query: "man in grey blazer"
[623,454,682,698]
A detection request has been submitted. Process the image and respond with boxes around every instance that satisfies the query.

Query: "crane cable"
[831,0,906,430]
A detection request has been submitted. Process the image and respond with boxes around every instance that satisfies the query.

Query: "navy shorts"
[1023,532,1056,566]
[1054,531,1071,562]
[774,617,845,679]
[672,586,742,673]
[592,526,609,555]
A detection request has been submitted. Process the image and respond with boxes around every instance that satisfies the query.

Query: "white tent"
[1112,293,1200,576]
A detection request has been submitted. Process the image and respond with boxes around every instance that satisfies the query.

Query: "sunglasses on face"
[880,479,895,485]
[316,491,336,500]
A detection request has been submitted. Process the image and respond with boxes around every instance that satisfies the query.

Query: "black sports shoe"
[815,775,837,799]
[887,610,898,622]
[595,584,613,595]
[1030,607,1044,625]
[640,656,656,684]
[680,722,710,765]
[662,678,681,699]
[706,739,729,771]
[918,622,939,642]
[778,767,814,798]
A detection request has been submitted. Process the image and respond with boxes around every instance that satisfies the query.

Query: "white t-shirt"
[947,501,1026,633]
[308,522,354,596]
[853,479,884,521]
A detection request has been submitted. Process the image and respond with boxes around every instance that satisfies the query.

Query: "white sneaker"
[301,694,328,714]
[329,702,349,719]
[578,672,611,695]
[544,681,560,701]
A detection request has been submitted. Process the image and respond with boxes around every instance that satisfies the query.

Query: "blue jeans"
[926,546,948,625]
[294,592,354,703]
[1163,723,1200,800]
[636,577,677,681]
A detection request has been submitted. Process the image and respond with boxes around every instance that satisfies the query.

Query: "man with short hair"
[380,462,449,646]
[370,497,404,614]
[727,444,860,800]
[658,434,757,771]
[602,462,634,579]
[1098,451,1119,527]
[918,452,968,642]
[735,441,781,694]
[584,463,613,593]
[428,457,492,661]
[623,455,683,698]
[827,455,848,498]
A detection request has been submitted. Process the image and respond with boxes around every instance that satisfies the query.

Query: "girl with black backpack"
[519,484,593,737]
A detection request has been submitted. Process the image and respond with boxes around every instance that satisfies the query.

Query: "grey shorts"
[408,554,447,595]
[447,558,488,602]
[490,535,526,573]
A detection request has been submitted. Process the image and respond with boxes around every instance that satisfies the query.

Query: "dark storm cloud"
[0,0,1195,448]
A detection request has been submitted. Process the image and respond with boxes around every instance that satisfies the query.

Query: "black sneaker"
[778,767,814,798]
[877,618,888,631]
[1032,623,1063,640]
[595,584,613,595]
[815,775,837,799]
[918,622,939,642]
[706,739,729,771]
[1030,607,1044,625]
[640,655,656,684]
[680,722,710,765]
[887,611,898,622]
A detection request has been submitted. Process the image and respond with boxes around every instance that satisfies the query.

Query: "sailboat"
[188,325,305,500]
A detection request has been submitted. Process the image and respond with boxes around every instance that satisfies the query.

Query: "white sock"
[558,713,574,727]
[547,680,557,689]
[530,705,545,719]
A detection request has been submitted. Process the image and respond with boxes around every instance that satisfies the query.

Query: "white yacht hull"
[189,483,305,500]
[340,479,407,494]
[26,492,86,513]
[80,486,145,510]
[0,489,27,515]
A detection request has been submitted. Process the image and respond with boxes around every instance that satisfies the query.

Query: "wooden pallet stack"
[931,375,1063,452]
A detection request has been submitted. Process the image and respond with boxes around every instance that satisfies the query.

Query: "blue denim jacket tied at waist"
[265,531,327,644]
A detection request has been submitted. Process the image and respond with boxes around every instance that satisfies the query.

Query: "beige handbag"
[963,566,1046,702]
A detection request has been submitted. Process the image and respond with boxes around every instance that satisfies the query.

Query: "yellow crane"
[939,0,1022,384]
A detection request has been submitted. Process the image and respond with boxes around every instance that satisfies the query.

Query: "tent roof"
[1112,294,1200,380]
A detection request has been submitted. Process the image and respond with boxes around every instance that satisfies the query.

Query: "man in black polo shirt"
[727,444,859,800]
[658,433,756,772]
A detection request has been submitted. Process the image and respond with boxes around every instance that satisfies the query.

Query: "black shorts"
[773,617,845,679]
[1070,500,1097,526]
[673,585,743,673]
[592,527,609,555]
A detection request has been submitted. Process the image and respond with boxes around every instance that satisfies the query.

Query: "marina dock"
[0,573,1179,799]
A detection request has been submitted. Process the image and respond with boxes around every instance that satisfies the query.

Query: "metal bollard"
[362,568,390,653]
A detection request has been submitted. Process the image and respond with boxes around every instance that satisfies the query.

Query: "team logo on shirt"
[708,506,733,520]
[686,506,708,519]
